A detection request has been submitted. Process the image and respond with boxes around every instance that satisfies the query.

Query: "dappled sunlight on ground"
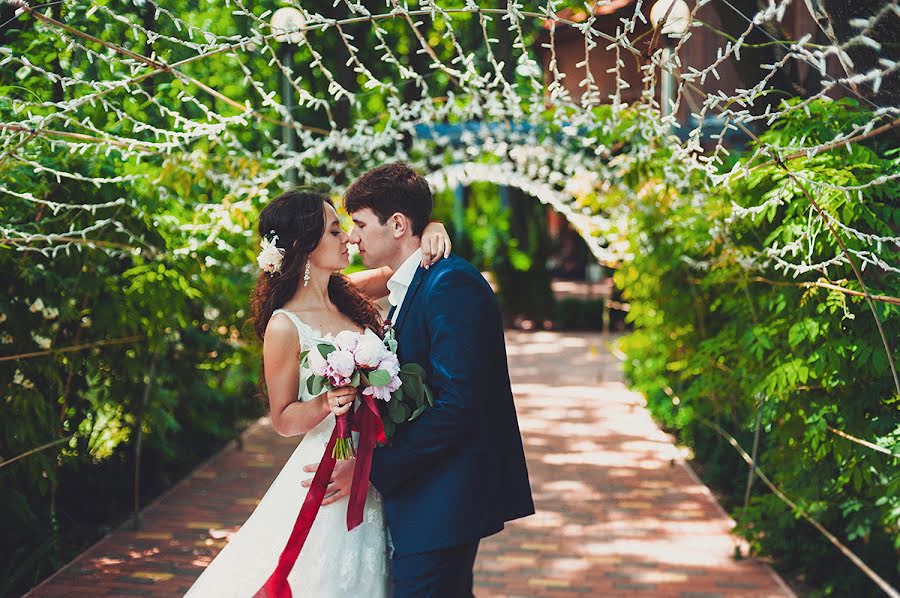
[26,331,793,597]
[473,331,793,597]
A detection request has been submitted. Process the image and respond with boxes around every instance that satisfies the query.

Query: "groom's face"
[348,208,395,269]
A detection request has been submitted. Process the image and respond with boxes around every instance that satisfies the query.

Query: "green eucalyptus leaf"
[403,375,424,401]
[410,404,427,420]
[368,369,392,387]
[400,363,426,378]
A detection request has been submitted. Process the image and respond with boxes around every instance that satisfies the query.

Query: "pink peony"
[362,375,402,402]
[378,353,401,377]
[327,349,356,378]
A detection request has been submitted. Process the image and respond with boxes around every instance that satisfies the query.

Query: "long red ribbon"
[253,429,338,598]
[347,392,387,530]
[254,397,386,598]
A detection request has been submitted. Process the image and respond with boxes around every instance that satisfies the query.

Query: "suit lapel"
[393,266,426,332]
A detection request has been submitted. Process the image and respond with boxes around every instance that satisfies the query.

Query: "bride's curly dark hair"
[250,189,383,342]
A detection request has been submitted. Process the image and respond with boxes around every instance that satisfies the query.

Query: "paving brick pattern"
[26,331,794,597]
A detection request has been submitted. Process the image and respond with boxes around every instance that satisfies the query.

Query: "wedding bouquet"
[301,326,433,459]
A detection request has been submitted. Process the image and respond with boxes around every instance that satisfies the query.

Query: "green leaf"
[400,363,426,378]
[390,386,404,403]
[388,398,409,423]
[317,343,336,359]
[410,404,427,420]
[368,369,392,386]
[424,385,435,406]
[403,374,424,400]
[310,375,325,396]
[350,370,361,387]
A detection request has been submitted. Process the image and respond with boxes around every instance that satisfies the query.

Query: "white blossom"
[13,369,35,389]
[32,334,52,350]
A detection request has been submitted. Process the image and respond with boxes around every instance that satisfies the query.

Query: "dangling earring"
[303,258,311,287]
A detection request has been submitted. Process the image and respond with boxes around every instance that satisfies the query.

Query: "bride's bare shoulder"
[264,313,299,345]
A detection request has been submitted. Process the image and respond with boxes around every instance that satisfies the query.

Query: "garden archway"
[3,1,899,596]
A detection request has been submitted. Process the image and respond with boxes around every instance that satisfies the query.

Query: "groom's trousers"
[391,540,479,598]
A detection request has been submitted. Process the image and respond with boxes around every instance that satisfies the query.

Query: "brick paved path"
[26,331,794,597]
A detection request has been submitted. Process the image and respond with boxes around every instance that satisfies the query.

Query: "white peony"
[42,307,59,320]
[354,329,387,369]
[1,333,13,344]
[326,349,356,379]
[29,298,44,313]
[334,330,361,353]
[0,312,6,323]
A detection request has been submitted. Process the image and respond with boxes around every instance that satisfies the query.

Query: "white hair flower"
[257,233,285,274]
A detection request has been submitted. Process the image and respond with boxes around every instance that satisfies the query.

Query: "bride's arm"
[345,221,453,299]
[346,266,393,300]
[262,316,330,436]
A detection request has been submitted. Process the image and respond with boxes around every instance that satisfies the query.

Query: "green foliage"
[434,181,555,323]
[0,1,283,593]
[614,99,900,596]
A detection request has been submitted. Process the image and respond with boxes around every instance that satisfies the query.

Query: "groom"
[344,162,533,596]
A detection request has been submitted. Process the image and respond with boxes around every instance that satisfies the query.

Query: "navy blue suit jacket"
[370,254,534,556]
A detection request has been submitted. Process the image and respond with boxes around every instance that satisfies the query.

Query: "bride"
[185,189,450,597]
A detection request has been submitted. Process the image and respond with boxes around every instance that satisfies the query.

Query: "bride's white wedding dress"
[185,309,389,597]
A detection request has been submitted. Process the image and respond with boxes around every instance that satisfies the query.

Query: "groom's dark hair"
[343,162,433,237]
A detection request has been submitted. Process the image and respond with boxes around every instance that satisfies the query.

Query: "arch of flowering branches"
[1,1,897,397]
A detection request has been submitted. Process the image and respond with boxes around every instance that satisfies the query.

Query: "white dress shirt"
[386,248,422,324]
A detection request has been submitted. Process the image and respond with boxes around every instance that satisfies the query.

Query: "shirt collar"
[386,248,422,306]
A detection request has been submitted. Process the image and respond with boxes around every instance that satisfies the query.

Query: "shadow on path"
[25,331,794,597]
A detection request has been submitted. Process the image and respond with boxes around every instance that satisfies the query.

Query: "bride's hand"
[326,386,356,417]
[420,221,452,269]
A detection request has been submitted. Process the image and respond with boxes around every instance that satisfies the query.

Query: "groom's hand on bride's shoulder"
[301,457,357,505]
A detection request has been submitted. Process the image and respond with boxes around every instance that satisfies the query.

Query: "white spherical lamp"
[650,0,691,37]
[270,7,306,45]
